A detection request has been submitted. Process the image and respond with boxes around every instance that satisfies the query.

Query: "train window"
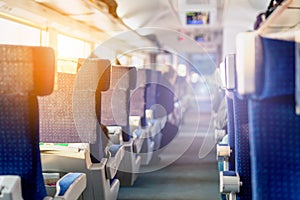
[0,18,41,45]
[131,55,144,68]
[116,55,129,65]
[57,34,91,74]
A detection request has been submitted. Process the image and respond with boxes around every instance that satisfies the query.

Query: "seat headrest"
[0,45,55,96]
[150,70,162,83]
[225,54,236,90]
[254,37,295,99]
[136,69,152,87]
[111,66,137,90]
[77,58,111,92]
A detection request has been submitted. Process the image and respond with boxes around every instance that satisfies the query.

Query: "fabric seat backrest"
[225,53,252,199]
[130,69,151,127]
[39,58,111,162]
[0,45,55,200]
[248,37,300,200]
[225,94,235,171]
[101,66,137,141]
[232,95,251,200]
[145,70,161,112]
[155,72,174,118]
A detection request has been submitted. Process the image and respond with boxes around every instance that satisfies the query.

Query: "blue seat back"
[145,70,161,114]
[225,95,235,171]
[224,52,252,199]
[155,72,175,117]
[249,37,299,199]
[232,95,251,200]
[0,45,55,200]
[130,69,151,127]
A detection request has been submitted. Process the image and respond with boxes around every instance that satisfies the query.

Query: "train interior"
[0,0,300,199]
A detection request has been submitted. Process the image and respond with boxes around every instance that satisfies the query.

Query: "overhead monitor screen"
[186,12,210,25]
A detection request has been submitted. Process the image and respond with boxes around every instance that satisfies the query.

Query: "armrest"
[129,116,141,133]
[106,126,123,144]
[219,171,241,195]
[133,129,146,153]
[217,144,231,159]
[0,176,23,200]
[106,144,125,179]
[54,173,86,200]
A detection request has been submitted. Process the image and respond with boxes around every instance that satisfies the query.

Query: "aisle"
[118,111,220,200]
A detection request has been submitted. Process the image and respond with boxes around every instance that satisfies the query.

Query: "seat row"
[0,46,178,199]
[216,31,300,200]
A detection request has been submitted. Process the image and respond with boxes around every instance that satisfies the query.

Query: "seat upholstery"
[0,45,55,200]
[221,53,252,199]
[145,70,161,111]
[102,66,137,141]
[225,95,235,171]
[232,95,251,200]
[101,65,141,186]
[249,37,300,199]
[39,58,122,200]
[130,69,150,126]
[39,73,82,143]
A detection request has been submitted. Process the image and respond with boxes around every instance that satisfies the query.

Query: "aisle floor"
[118,111,220,200]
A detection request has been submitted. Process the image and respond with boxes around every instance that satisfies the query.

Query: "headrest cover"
[254,37,295,99]
[225,54,236,90]
[236,32,256,96]
[219,62,226,89]
[111,66,137,90]
[0,45,54,96]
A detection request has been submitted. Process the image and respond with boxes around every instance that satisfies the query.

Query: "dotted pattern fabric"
[249,97,300,200]
[0,96,46,200]
[74,59,111,144]
[225,95,235,171]
[0,45,49,200]
[249,37,300,199]
[101,89,129,127]
[133,69,150,126]
[0,45,34,94]
[145,71,161,109]
[76,59,111,92]
[39,73,84,142]
[254,37,295,99]
[111,66,137,90]
[156,83,175,115]
[233,95,252,200]
[130,87,146,117]
[296,42,300,113]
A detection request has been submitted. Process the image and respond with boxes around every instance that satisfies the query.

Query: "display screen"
[186,12,210,25]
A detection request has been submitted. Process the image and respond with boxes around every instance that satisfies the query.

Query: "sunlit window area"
[0,18,41,46]
[57,34,91,74]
